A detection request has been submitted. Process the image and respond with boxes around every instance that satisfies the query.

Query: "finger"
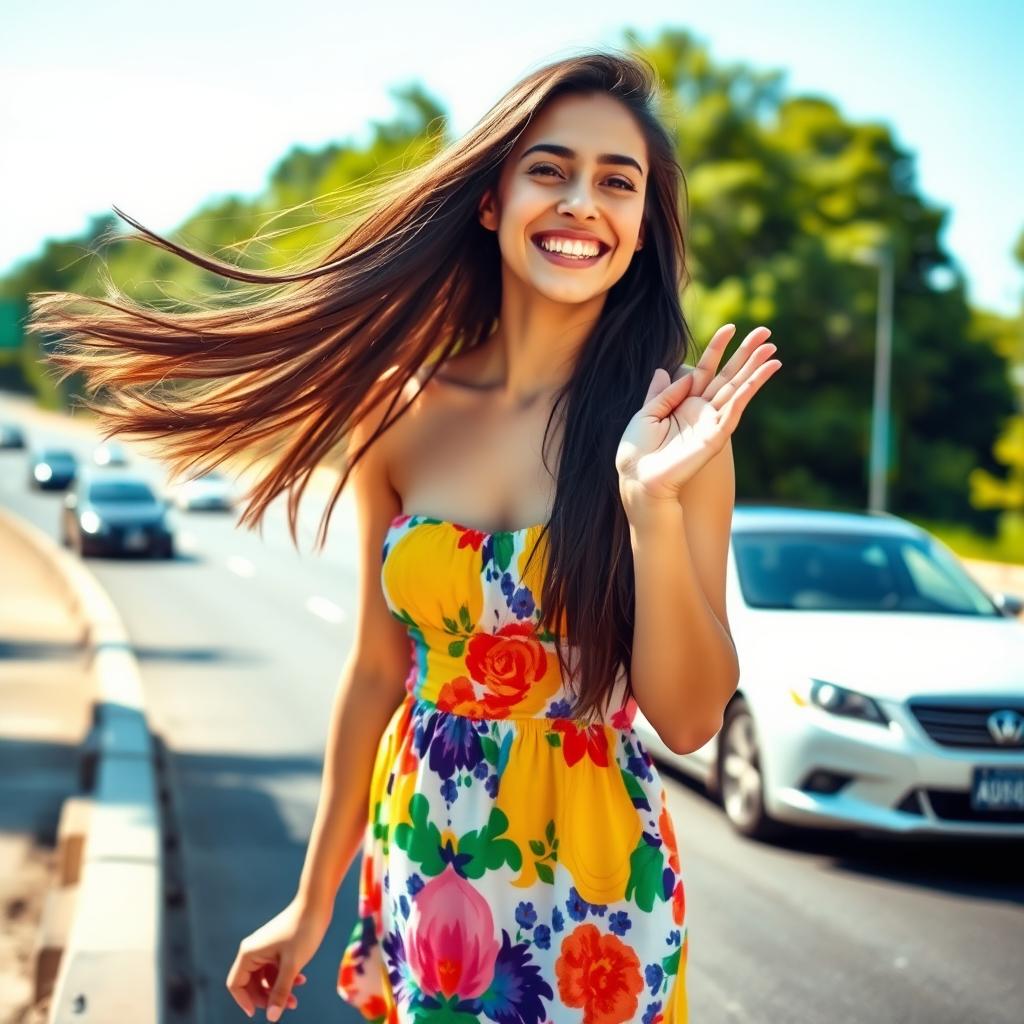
[642,366,669,405]
[717,359,782,429]
[226,957,258,1018]
[702,326,774,404]
[266,962,299,1023]
[683,323,737,393]
[644,366,694,417]
[712,339,774,411]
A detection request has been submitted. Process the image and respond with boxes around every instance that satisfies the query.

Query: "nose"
[556,182,599,219]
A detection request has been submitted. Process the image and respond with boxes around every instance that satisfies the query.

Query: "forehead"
[514,92,647,167]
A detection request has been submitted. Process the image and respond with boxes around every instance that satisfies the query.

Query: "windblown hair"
[26,47,695,725]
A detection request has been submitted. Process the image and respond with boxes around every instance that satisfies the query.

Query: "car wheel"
[716,697,785,841]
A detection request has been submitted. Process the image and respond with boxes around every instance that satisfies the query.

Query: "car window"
[733,531,1000,616]
[88,480,156,503]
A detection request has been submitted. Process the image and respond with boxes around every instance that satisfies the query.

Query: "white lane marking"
[306,595,346,624]
[226,555,256,578]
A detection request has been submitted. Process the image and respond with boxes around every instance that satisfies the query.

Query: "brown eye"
[528,164,636,192]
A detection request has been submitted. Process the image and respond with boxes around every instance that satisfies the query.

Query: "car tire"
[716,697,785,841]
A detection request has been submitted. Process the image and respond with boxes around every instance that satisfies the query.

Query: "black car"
[0,422,26,449]
[62,472,175,558]
[28,446,78,490]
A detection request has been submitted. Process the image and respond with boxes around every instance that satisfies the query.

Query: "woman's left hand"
[615,324,781,507]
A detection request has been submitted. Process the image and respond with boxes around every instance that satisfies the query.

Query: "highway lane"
[3,417,1023,1024]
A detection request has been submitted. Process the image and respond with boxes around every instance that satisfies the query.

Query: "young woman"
[30,49,779,1024]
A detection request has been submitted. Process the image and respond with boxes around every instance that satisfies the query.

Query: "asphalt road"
[2,411,1022,1024]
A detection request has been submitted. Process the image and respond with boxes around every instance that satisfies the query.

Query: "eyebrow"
[519,142,644,177]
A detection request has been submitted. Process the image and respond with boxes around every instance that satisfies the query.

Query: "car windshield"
[88,480,156,503]
[732,530,1001,616]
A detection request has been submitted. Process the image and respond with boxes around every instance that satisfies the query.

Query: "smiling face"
[478,90,649,305]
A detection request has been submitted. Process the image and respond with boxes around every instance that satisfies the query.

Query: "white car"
[165,470,238,511]
[634,505,1024,842]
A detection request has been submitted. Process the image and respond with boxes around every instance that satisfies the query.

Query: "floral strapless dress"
[337,513,689,1024]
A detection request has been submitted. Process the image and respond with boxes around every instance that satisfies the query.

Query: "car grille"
[909,701,1024,750]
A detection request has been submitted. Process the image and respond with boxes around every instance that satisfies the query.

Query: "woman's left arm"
[624,441,739,755]
[616,325,781,754]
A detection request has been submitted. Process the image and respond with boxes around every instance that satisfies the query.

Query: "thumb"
[642,367,669,405]
[643,366,691,414]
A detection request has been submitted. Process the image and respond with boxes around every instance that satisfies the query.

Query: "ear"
[478,188,499,232]
[636,220,646,252]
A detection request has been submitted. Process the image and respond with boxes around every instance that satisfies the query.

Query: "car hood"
[86,501,166,524]
[734,611,1024,699]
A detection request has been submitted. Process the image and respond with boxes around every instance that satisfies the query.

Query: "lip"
[530,230,611,268]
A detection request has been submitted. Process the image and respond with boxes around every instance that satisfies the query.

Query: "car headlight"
[792,678,890,725]
[80,510,103,534]
[34,464,53,481]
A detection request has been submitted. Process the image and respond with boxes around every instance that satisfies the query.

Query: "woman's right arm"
[296,393,412,912]
[227,391,412,1020]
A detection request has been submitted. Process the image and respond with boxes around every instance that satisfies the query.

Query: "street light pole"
[867,240,895,513]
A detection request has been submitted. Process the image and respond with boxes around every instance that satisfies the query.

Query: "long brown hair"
[26,47,695,726]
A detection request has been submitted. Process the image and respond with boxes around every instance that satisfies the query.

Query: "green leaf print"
[394,608,417,628]
[457,807,522,880]
[492,533,515,572]
[536,862,554,884]
[442,615,460,633]
[661,945,681,977]
[544,732,562,748]
[458,603,473,629]
[448,639,465,657]
[480,736,499,765]
[545,819,556,843]
[620,767,647,804]
[529,839,545,856]
[496,730,513,775]
[625,835,666,912]
[412,994,480,1024]
[393,794,446,876]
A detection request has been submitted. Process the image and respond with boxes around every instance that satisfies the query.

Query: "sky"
[2,0,1021,316]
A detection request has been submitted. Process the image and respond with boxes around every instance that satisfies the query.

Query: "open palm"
[616,324,781,504]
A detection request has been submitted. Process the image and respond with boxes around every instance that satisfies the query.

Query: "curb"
[0,509,165,1024]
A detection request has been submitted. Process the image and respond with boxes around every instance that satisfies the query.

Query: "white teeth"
[537,236,601,258]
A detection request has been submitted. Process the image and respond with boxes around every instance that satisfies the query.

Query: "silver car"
[634,505,1024,842]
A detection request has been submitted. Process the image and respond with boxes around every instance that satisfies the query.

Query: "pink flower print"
[405,864,500,1000]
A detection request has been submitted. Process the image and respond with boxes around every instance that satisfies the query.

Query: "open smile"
[530,233,611,268]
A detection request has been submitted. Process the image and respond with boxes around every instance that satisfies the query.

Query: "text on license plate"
[971,767,1024,811]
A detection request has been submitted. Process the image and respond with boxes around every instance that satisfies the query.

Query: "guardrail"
[1,510,164,1024]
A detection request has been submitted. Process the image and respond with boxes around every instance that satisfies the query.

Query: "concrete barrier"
[0,510,164,1024]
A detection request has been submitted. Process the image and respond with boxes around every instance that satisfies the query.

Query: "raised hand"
[615,324,781,507]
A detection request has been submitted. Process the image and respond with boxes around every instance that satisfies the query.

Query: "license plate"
[124,529,147,550]
[971,767,1024,811]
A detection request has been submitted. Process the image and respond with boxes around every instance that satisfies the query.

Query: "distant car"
[61,470,175,558]
[633,505,1024,843]
[28,446,78,490]
[92,440,130,467]
[165,469,237,511]
[0,422,26,449]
